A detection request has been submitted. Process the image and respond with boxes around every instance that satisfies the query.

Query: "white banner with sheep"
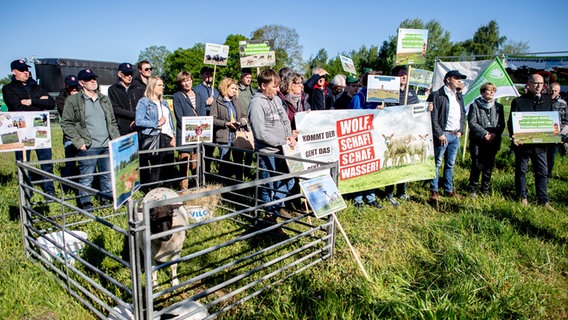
[294,106,435,194]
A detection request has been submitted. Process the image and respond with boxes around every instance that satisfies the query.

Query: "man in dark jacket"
[2,59,56,197]
[507,74,556,211]
[429,70,467,202]
[108,63,144,135]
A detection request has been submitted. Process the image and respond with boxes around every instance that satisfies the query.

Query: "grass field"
[0,121,567,319]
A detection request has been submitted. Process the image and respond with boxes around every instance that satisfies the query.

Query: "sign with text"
[409,68,433,88]
[109,132,140,210]
[239,40,275,67]
[300,174,347,219]
[204,43,229,66]
[181,116,213,144]
[396,28,428,65]
[511,111,561,144]
[0,111,51,152]
[340,55,357,74]
[294,106,435,194]
[367,75,400,103]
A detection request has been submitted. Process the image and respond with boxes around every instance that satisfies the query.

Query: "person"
[133,60,152,91]
[193,66,219,173]
[277,72,310,129]
[60,69,120,210]
[55,74,80,191]
[136,76,175,190]
[508,74,556,211]
[2,59,56,198]
[304,68,331,110]
[333,76,359,110]
[108,63,144,136]
[547,82,567,178]
[384,66,420,206]
[236,68,256,179]
[348,70,384,209]
[327,74,346,109]
[248,69,296,220]
[429,70,467,202]
[211,78,248,182]
[172,71,204,190]
[467,82,505,198]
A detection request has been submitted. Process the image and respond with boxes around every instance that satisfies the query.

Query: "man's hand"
[439,134,447,146]
[20,99,31,106]
[206,96,214,106]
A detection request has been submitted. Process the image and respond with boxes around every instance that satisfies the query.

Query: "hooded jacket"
[248,91,292,153]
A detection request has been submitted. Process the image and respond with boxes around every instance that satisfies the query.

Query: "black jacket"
[2,77,55,112]
[304,74,333,110]
[507,92,553,154]
[429,86,466,141]
[108,82,145,135]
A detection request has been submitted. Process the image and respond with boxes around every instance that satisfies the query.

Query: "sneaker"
[430,191,439,202]
[278,208,294,219]
[355,202,365,210]
[544,202,557,212]
[367,201,383,209]
[80,202,94,211]
[387,196,399,207]
[470,192,477,199]
[398,193,411,201]
[521,198,528,207]
[447,191,464,199]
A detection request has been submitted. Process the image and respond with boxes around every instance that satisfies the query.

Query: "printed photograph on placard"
[409,68,433,88]
[0,111,52,152]
[396,28,428,65]
[239,40,275,67]
[511,111,561,144]
[204,43,230,66]
[182,116,214,144]
[300,174,347,219]
[366,75,400,103]
[340,55,357,74]
[109,132,140,210]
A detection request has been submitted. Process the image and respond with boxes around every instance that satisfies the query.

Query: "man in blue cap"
[108,63,144,135]
[2,59,56,198]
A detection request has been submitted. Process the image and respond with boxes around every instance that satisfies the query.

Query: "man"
[193,66,219,172]
[508,74,556,211]
[55,74,80,190]
[60,69,120,210]
[429,70,466,202]
[546,82,567,178]
[384,66,420,206]
[248,69,296,220]
[108,63,144,135]
[2,59,56,197]
[332,76,359,110]
[236,68,255,110]
[133,60,152,90]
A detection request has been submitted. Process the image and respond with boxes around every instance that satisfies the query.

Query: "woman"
[210,78,248,182]
[172,71,204,190]
[468,82,505,197]
[136,76,175,189]
[277,72,310,130]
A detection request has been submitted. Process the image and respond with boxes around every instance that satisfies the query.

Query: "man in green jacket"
[61,69,120,210]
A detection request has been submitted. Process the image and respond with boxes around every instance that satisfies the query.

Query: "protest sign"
[340,55,357,74]
[367,75,400,103]
[294,107,435,194]
[510,111,562,144]
[181,116,214,144]
[109,132,140,209]
[0,111,51,152]
[396,28,428,65]
[204,43,229,66]
[239,40,275,68]
[409,68,433,88]
[300,174,347,219]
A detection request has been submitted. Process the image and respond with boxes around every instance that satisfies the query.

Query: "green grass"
[1,122,567,319]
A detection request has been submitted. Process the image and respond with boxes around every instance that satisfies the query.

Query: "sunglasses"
[143,67,153,72]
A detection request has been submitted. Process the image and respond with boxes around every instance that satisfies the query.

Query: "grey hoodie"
[248,91,292,153]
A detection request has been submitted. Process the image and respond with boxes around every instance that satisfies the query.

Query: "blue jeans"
[258,153,294,212]
[353,190,376,204]
[77,147,111,206]
[430,132,460,193]
[15,148,55,194]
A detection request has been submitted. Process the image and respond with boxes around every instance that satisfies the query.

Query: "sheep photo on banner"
[293,106,435,195]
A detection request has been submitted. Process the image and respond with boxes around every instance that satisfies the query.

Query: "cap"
[64,75,79,87]
[346,76,359,84]
[10,59,31,71]
[77,69,98,81]
[444,70,466,80]
[118,63,134,74]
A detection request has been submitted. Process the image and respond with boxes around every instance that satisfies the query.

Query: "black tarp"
[34,58,120,93]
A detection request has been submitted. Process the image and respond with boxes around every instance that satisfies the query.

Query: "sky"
[1,0,567,79]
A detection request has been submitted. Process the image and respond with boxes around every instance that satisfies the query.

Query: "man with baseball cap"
[108,63,144,135]
[2,59,56,198]
[429,70,467,202]
[60,68,120,210]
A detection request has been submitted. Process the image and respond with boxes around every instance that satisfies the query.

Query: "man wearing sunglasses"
[108,63,144,135]
[133,60,152,90]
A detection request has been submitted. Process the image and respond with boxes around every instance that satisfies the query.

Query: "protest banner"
[181,116,214,144]
[109,132,140,209]
[463,58,520,109]
[0,111,51,153]
[294,107,435,195]
[510,111,562,144]
[396,28,428,65]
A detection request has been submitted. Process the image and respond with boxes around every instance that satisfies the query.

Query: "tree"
[162,44,205,94]
[138,45,172,77]
[0,74,11,87]
[251,24,303,71]
[499,40,530,55]
[461,20,506,56]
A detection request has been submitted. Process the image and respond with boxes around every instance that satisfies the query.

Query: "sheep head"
[149,205,181,242]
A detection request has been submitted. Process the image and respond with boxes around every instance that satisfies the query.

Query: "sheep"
[404,134,430,164]
[382,133,416,167]
[139,187,189,287]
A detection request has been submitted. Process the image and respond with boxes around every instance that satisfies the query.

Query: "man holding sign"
[507,74,555,211]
